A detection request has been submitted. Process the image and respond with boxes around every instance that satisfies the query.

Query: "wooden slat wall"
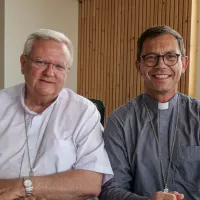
[78,0,192,121]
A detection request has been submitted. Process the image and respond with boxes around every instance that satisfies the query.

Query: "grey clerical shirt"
[100,92,200,200]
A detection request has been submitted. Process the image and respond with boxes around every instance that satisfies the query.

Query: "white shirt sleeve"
[73,103,113,184]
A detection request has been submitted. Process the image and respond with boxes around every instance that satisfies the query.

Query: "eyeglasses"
[24,55,69,72]
[140,53,181,67]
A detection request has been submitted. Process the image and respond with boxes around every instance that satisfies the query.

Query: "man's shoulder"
[0,83,23,100]
[179,92,200,105]
[59,88,96,110]
[177,93,200,115]
[108,94,142,120]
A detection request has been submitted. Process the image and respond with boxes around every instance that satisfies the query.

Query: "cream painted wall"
[0,1,4,89]
[196,2,200,99]
[4,0,78,92]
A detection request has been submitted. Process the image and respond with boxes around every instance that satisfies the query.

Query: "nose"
[155,56,167,68]
[43,64,55,76]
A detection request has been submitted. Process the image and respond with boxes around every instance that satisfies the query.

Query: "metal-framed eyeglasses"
[24,55,70,72]
[140,52,181,67]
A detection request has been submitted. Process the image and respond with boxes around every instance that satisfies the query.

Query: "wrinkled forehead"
[30,40,69,63]
[141,34,180,54]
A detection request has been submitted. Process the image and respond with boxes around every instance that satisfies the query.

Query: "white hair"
[23,29,74,68]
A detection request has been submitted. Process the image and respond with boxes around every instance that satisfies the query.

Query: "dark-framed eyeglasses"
[24,54,70,72]
[140,53,181,67]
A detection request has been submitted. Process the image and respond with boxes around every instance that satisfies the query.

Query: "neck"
[146,91,177,103]
[24,88,57,113]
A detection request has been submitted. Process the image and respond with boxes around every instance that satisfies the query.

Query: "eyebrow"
[143,51,179,55]
[31,57,65,66]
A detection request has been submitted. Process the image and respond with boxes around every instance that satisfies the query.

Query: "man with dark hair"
[99,25,199,200]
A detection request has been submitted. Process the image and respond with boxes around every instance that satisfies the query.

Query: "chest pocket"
[173,146,200,188]
[43,138,76,174]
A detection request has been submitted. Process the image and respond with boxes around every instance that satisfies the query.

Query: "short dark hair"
[137,25,185,61]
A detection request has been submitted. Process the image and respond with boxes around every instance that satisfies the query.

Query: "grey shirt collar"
[143,92,178,110]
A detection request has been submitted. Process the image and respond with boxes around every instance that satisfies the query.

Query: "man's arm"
[32,100,110,200]
[99,111,185,200]
[99,111,149,200]
[0,101,111,200]
[0,169,102,200]
[32,169,102,199]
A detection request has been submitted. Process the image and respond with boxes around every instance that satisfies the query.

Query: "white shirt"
[0,83,113,184]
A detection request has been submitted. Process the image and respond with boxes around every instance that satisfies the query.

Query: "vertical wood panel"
[149,0,155,27]
[103,0,108,114]
[178,0,184,93]
[78,0,194,121]
[123,0,128,103]
[106,0,112,114]
[140,0,146,92]
[85,0,90,97]
[91,0,96,97]
[109,0,114,114]
[153,0,158,25]
[87,0,91,97]
[162,0,166,25]
[189,0,198,97]
[186,0,192,94]
[97,0,101,100]
[136,0,141,96]
[130,0,135,101]
[165,0,170,25]
[100,0,105,102]
[126,0,132,102]
[157,0,162,25]
[112,0,118,109]
[169,0,175,28]
[181,0,188,93]
[77,0,82,94]
[119,0,124,107]
[133,0,139,98]
[116,0,122,108]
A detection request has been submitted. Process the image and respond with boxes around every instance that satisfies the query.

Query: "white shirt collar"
[158,102,169,110]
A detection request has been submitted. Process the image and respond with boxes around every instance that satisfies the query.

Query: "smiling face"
[20,39,69,100]
[136,34,188,100]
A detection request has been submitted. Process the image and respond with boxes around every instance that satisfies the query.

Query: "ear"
[181,56,189,74]
[136,60,143,76]
[64,68,70,82]
[20,54,26,75]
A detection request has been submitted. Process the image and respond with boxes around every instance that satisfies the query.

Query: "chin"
[37,90,55,96]
[152,84,173,93]
[154,88,175,94]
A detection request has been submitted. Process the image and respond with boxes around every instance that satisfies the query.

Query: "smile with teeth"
[152,74,170,79]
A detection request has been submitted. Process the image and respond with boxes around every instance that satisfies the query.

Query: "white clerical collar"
[158,102,169,110]
[143,92,179,110]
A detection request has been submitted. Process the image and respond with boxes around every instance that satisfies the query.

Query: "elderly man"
[99,26,200,200]
[0,29,113,200]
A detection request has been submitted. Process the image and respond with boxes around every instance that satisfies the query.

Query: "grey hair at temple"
[137,25,186,61]
[23,29,74,68]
